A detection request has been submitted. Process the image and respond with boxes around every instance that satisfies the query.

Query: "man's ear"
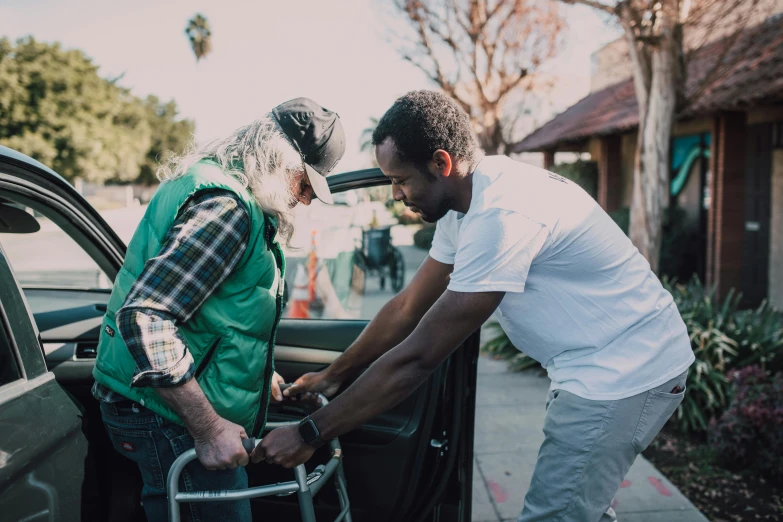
[431,149,453,178]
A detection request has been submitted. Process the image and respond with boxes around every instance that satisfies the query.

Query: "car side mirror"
[0,202,41,234]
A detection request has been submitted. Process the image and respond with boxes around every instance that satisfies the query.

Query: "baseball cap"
[272,98,346,204]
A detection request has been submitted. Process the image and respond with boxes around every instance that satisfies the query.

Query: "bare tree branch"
[685,0,764,103]
[387,0,563,153]
[560,0,615,15]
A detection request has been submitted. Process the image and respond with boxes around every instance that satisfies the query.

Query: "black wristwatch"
[298,416,325,448]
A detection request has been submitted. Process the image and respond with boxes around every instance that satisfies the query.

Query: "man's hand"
[270,371,285,403]
[252,424,315,468]
[192,416,250,470]
[283,370,341,399]
[157,379,250,470]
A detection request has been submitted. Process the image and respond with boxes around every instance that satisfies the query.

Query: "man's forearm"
[312,290,504,441]
[157,379,222,439]
[327,293,420,381]
[313,328,435,441]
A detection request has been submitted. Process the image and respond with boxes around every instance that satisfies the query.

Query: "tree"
[559,0,767,272]
[359,117,379,154]
[359,117,380,167]
[0,37,194,184]
[387,0,563,154]
[185,13,213,62]
[137,96,195,185]
[0,37,150,183]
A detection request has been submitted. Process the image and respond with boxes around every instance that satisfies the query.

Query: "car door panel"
[0,374,87,522]
[275,318,368,351]
[0,248,87,522]
[249,315,478,522]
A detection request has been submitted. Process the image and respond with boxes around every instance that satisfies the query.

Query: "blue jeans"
[100,400,252,522]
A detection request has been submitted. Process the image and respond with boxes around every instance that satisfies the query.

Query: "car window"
[0,201,112,289]
[282,185,426,320]
[0,310,22,386]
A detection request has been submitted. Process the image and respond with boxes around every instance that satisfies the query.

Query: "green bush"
[550,160,598,199]
[387,199,424,225]
[665,277,783,433]
[708,366,783,481]
[413,224,436,250]
[609,207,630,235]
[481,321,540,372]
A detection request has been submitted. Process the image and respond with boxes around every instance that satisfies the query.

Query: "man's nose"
[300,186,315,206]
[393,188,405,202]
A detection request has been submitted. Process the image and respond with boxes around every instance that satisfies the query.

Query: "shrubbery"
[708,366,783,481]
[413,224,436,250]
[667,277,783,432]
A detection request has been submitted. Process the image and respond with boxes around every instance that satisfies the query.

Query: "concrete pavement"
[472,356,709,522]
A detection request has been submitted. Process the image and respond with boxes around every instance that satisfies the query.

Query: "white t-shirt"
[429,156,694,400]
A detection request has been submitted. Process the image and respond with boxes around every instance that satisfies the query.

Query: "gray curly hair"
[157,116,303,245]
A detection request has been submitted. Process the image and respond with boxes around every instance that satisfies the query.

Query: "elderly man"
[92,98,345,522]
[259,91,693,522]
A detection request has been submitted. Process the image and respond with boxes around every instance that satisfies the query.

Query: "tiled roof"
[512,15,783,152]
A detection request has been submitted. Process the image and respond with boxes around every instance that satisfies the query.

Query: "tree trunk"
[628,4,681,274]
[475,105,505,155]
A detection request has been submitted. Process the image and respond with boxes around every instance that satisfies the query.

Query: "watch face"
[299,418,319,442]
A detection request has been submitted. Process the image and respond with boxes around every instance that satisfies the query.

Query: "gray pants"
[518,371,688,522]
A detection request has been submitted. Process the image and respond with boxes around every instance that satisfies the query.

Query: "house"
[513,14,783,309]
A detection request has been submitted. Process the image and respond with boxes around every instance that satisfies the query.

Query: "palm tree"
[185,14,212,62]
[359,117,379,167]
[359,117,379,153]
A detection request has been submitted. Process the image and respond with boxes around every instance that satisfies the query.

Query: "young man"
[258,91,694,522]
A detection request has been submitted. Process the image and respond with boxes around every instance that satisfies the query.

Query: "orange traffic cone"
[308,230,318,302]
[288,263,311,319]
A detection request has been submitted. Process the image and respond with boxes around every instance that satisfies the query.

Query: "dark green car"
[0,145,480,522]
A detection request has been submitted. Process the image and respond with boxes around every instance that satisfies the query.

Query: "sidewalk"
[472,356,709,522]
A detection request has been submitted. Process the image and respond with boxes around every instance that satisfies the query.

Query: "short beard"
[421,194,455,223]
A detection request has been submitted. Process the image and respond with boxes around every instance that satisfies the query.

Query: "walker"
[166,392,351,522]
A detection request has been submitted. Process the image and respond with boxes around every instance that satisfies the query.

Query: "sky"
[0,0,621,171]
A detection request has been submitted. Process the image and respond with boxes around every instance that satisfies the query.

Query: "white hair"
[157,116,303,245]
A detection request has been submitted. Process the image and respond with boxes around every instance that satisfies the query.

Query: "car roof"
[0,145,70,184]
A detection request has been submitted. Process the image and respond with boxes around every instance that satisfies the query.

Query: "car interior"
[0,163,478,522]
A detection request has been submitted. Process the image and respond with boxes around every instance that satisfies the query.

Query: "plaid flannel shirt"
[92,190,250,403]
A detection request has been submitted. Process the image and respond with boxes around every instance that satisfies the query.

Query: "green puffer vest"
[93,159,285,436]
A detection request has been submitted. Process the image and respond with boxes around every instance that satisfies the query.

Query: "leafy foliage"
[609,206,630,235]
[666,277,783,433]
[0,37,194,184]
[413,224,436,250]
[708,366,783,481]
[550,160,598,199]
[185,13,213,62]
[136,96,196,186]
[482,321,539,372]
